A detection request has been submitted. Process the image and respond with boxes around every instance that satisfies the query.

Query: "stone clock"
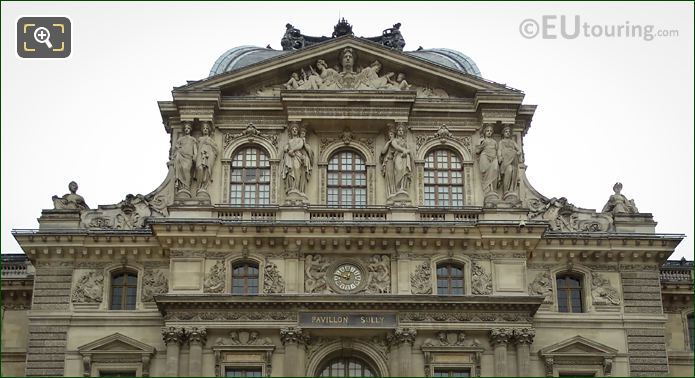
[327,259,368,294]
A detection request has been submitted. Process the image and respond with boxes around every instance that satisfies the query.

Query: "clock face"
[333,264,363,291]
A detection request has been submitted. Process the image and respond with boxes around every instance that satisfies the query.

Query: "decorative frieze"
[164,311,296,322]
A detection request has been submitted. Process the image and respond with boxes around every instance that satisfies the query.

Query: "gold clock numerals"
[334,264,362,291]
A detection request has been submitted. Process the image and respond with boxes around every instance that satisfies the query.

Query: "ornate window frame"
[305,339,390,377]
[222,141,279,206]
[319,143,375,206]
[78,333,155,377]
[213,345,275,377]
[431,256,472,296]
[225,255,264,295]
[421,345,482,377]
[104,264,144,311]
[549,264,592,313]
[422,147,466,207]
[415,133,474,207]
[539,335,617,377]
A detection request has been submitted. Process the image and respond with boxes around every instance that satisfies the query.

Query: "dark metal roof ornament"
[280,20,406,51]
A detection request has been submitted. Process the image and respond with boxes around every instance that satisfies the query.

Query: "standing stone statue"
[281,122,314,203]
[380,127,397,197]
[173,122,198,197]
[382,123,412,204]
[475,124,499,201]
[52,181,89,210]
[497,125,521,200]
[195,121,218,196]
[601,182,639,215]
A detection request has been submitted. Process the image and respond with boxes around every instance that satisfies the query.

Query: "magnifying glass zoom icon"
[33,27,53,49]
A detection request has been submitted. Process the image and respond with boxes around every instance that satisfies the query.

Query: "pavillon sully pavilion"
[3,20,693,377]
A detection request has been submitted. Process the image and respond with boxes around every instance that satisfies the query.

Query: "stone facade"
[3,20,692,377]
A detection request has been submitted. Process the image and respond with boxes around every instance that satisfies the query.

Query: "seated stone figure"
[52,181,89,211]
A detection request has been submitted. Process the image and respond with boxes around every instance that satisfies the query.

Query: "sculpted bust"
[52,181,89,211]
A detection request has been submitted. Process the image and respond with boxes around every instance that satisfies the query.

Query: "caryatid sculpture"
[381,122,413,205]
[195,121,218,196]
[173,121,198,197]
[281,121,314,203]
[52,181,89,211]
[497,125,521,200]
[475,124,499,202]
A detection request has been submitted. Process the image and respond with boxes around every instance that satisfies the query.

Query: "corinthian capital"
[161,326,185,346]
[489,328,512,346]
[280,326,309,345]
[512,328,536,345]
[388,327,417,346]
[187,327,208,345]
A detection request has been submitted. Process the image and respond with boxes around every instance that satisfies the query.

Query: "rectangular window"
[98,371,136,377]
[433,368,471,377]
[225,367,263,377]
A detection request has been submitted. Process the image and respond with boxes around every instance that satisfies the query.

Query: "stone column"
[162,327,185,377]
[388,327,417,376]
[280,327,309,376]
[187,327,207,376]
[489,328,512,376]
[513,328,535,377]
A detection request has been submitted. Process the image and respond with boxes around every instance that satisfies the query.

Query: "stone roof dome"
[406,48,481,77]
[208,46,288,77]
[208,45,482,78]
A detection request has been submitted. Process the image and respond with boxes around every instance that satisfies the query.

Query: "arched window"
[436,263,464,295]
[556,274,584,313]
[327,150,367,207]
[319,356,377,377]
[230,147,271,206]
[110,270,137,310]
[424,149,463,207]
[232,261,259,295]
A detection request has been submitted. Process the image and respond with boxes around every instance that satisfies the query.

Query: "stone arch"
[306,339,390,377]
[223,139,278,161]
[416,139,472,162]
[431,255,473,295]
[320,141,375,166]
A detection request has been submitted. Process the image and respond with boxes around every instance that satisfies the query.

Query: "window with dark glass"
[319,356,376,377]
[110,271,137,310]
[433,368,471,377]
[231,147,270,206]
[225,367,263,377]
[232,262,259,295]
[556,274,584,313]
[327,150,367,207]
[424,149,464,207]
[436,263,464,295]
[688,313,694,350]
[98,370,136,377]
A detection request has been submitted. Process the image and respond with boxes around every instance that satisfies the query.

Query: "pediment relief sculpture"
[81,193,164,230]
[255,47,450,98]
[52,181,89,211]
[422,331,466,347]
[216,329,273,346]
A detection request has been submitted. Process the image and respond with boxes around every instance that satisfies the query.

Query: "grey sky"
[2,2,692,259]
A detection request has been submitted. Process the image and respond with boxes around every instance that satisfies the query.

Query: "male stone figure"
[52,181,89,210]
[173,122,198,197]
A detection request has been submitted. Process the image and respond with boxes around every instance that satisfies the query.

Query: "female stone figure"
[52,181,89,210]
[475,124,499,198]
[601,182,639,214]
[379,127,397,197]
[195,122,218,194]
[173,122,198,196]
[281,122,314,197]
[497,125,521,197]
[382,123,412,201]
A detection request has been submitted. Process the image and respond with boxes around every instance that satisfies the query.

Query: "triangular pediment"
[540,336,617,357]
[78,333,155,354]
[179,36,522,100]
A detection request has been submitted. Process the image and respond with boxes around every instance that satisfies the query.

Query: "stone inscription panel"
[299,312,397,328]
